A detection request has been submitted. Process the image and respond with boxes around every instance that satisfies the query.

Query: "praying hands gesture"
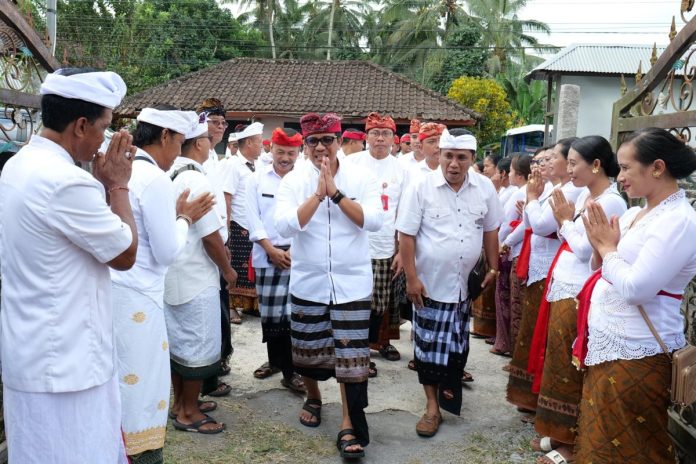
[581,200,620,258]
[93,129,136,191]
[549,189,575,226]
[315,157,338,199]
[526,169,544,201]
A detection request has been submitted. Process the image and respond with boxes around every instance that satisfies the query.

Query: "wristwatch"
[331,190,345,204]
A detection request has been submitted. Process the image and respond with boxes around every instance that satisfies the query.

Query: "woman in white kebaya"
[576,128,696,464]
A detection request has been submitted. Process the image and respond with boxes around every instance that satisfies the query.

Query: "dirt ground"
[163,316,540,464]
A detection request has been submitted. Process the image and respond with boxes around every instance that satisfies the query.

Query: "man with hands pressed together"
[275,113,383,459]
[396,128,501,438]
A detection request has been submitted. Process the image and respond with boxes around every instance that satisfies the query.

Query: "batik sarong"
[413,298,470,415]
[290,296,371,383]
[112,284,169,458]
[471,277,497,338]
[290,295,371,446]
[509,257,525,353]
[575,354,674,464]
[506,279,544,411]
[534,297,583,445]
[228,220,257,310]
[255,266,293,379]
[493,259,513,354]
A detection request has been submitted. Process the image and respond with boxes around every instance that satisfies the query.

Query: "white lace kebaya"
[585,190,696,366]
[547,184,627,302]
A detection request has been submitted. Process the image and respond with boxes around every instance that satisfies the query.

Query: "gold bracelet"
[108,185,129,194]
[177,214,192,226]
[488,268,500,276]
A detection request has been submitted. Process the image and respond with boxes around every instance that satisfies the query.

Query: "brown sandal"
[230,308,242,325]
[253,362,280,379]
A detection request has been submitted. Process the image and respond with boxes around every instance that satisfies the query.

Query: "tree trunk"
[269,8,276,59]
[327,0,338,60]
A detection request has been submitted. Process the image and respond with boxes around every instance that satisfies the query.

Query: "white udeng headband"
[439,129,477,151]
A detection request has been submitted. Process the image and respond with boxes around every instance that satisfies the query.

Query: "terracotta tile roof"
[117,58,478,124]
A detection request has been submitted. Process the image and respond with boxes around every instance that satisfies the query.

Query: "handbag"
[467,251,487,302]
[637,304,696,406]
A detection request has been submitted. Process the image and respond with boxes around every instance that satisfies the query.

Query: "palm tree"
[304,0,369,60]
[228,0,282,58]
[464,0,553,74]
[375,0,468,84]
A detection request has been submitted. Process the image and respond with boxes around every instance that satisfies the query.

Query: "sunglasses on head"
[305,135,337,147]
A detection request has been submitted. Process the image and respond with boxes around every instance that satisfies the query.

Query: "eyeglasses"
[403,142,411,146]
[367,130,393,139]
[208,119,228,128]
[305,135,337,147]
[531,159,546,166]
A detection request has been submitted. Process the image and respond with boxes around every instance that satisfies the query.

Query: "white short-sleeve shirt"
[396,169,502,303]
[164,157,224,305]
[219,154,256,229]
[0,135,133,393]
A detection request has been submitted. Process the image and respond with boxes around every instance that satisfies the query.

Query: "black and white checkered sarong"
[413,298,469,369]
[371,258,392,315]
[254,267,291,341]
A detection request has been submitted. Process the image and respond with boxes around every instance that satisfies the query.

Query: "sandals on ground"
[462,370,474,382]
[206,382,232,397]
[368,361,377,378]
[230,308,242,325]
[253,362,280,379]
[379,344,401,361]
[538,450,572,464]
[281,374,306,394]
[531,436,555,452]
[168,400,217,420]
[299,398,322,427]
[172,414,225,434]
[336,428,365,459]
[407,359,417,371]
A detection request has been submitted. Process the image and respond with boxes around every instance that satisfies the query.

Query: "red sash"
[571,271,683,370]
[528,241,572,393]
[515,230,558,281]
[510,219,522,230]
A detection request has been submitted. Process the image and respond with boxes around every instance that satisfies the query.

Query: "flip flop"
[531,436,555,452]
[230,308,242,325]
[281,374,306,394]
[462,370,474,382]
[299,398,322,428]
[489,348,511,357]
[336,428,365,459]
[484,338,495,345]
[407,359,417,371]
[206,382,232,397]
[538,450,571,464]
[379,344,401,361]
[368,361,377,378]
[253,362,280,379]
[172,414,225,434]
[169,400,218,419]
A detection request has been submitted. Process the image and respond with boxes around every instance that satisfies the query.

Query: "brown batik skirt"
[509,257,524,354]
[535,297,584,445]
[575,354,675,464]
[493,259,513,354]
[471,279,497,338]
[506,278,545,411]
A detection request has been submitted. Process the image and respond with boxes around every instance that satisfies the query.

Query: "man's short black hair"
[41,68,109,133]
[132,104,178,148]
[447,128,473,137]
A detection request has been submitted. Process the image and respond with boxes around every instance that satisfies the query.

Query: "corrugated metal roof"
[526,44,668,81]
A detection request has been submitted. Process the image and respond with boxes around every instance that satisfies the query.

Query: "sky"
[226,0,679,54]
[521,0,679,52]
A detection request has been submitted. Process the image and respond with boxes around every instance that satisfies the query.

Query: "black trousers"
[266,334,294,380]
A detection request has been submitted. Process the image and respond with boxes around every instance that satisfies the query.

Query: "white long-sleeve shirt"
[586,190,696,366]
[245,163,291,269]
[547,184,627,302]
[502,185,528,259]
[0,135,133,393]
[110,148,188,305]
[274,160,384,304]
[525,181,586,284]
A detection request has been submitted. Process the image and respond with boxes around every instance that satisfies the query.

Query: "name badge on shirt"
[262,193,274,198]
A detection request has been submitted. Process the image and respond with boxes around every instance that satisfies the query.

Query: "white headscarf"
[185,113,208,139]
[439,128,477,151]
[234,122,264,140]
[40,70,127,109]
[136,108,199,135]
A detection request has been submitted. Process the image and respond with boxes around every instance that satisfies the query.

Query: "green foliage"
[53,0,264,94]
[447,76,515,146]
[427,24,488,94]
[496,66,547,125]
